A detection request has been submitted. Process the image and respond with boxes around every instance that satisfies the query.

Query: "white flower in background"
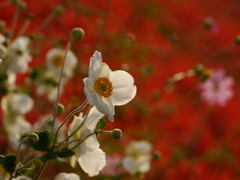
[7,36,32,73]
[7,115,31,150]
[33,115,66,142]
[36,71,66,102]
[122,141,152,175]
[46,48,77,77]
[1,92,33,150]
[54,172,80,180]
[0,33,7,59]
[83,51,137,121]
[68,106,106,177]
[1,92,33,115]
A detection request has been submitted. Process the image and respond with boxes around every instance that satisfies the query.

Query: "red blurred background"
[1,0,240,179]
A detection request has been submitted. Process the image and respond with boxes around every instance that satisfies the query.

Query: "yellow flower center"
[94,77,113,98]
[51,54,64,69]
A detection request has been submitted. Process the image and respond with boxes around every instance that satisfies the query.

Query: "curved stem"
[52,39,73,134]
[58,104,92,146]
[34,162,47,180]
[51,99,88,150]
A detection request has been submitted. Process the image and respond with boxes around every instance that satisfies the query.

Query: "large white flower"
[68,106,106,177]
[122,141,152,175]
[7,36,32,73]
[83,51,137,121]
[46,48,77,77]
[54,172,80,180]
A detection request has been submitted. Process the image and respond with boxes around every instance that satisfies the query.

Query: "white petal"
[99,63,111,77]
[111,85,137,106]
[110,70,134,89]
[78,148,106,177]
[84,106,104,129]
[89,51,102,80]
[95,95,114,121]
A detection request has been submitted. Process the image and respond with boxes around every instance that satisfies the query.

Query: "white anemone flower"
[7,115,31,150]
[1,92,34,115]
[54,172,80,180]
[83,51,137,121]
[68,106,106,177]
[7,36,32,73]
[46,48,77,77]
[122,141,152,175]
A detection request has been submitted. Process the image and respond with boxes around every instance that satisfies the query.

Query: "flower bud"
[27,133,39,145]
[54,103,65,114]
[203,17,214,29]
[152,151,162,160]
[71,28,85,41]
[16,0,27,11]
[53,5,64,17]
[235,35,240,45]
[111,129,122,140]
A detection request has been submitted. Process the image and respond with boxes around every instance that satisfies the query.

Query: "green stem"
[51,99,88,150]
[34,162,47,180]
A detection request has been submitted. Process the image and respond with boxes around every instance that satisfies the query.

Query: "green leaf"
[40,153,57,162]
[55,149,75,158]
[31,131,58,152]
[96,119,106,130]
[0,154,17,174]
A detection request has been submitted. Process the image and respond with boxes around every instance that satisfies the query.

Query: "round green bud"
[235,35,240,45]
[53,5,64,17]
[71,28,85,41]
[203,17,214,29]
[16,0,27,11]
[54,103,65,114]
[111,129,122,140]
[27,133,39,145]
[152,151,162,160]
[194,64,204,76]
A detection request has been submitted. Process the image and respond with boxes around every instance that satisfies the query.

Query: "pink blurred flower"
[200,69,234,106]
[100,154,124,176]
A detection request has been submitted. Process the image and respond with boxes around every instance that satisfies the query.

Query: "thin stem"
[35,13,54,31]
[51,99,88,150]
[11,9,20,38]
[64,130,111,152]
[58,104,92,146]
[34,162,47,180]
[16,18,31,37]
[52,39,73,134]
[16,137,27,162]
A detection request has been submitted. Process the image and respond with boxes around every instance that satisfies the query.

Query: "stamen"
[51,54,64,69]
[95,77,113,98]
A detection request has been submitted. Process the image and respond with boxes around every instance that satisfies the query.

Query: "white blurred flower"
[122,141,152,175]
[83,51,137,121]
[1,92,33,149]
[1,92,33,115]
[36,71,66,102]
[46,48,77,77]
[54,172,80,180]
[12,175,32,180]
[7,115,31,150]
[68,106,106,177]
[7,36,32,73]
